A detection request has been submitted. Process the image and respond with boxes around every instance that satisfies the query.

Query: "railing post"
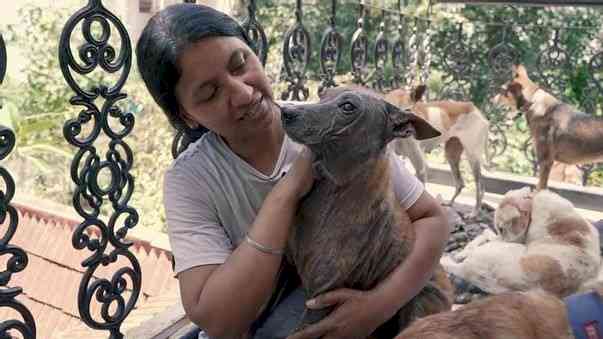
[242,0,268,67]
[351,1,370,85]
[281,0,311,101]
[58,1,141,338]
[318,0,342,96]
[391,0,409,89]
[372,4,390,92]
[0,31,37,339]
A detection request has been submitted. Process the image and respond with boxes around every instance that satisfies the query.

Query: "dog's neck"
[314,147,387,187]
[523,88,560,119]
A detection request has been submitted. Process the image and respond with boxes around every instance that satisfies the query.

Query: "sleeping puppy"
[441,187,600,298]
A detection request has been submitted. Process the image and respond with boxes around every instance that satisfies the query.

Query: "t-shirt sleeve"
[164,165,233,276]
[390,153,425,209]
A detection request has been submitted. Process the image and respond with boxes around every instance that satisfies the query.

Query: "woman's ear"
[178,104,198,128]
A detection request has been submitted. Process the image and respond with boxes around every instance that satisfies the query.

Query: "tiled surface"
[1,203,179,338]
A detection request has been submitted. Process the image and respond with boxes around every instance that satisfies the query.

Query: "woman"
[136,3,450,339]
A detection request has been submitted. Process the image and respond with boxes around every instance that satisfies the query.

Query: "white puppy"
[442,187,601,297]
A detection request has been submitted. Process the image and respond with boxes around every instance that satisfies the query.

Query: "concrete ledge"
[425,162,603,213]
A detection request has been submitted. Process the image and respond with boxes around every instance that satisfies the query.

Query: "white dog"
[442,187,601,298]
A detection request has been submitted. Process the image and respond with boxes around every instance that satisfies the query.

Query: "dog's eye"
[339,102,356,113]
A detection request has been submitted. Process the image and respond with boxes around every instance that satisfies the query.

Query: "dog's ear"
[507,82,523,96]
[506,82,528,110]
[386,102,441,141]
[513,64,529,79]
[411,85,427,103]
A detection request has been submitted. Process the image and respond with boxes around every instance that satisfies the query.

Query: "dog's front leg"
[535,143,554,190]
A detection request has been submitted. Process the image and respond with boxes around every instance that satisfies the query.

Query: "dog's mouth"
[286,128,324,146]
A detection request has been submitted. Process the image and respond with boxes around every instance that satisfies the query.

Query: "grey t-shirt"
[164,131,424,276]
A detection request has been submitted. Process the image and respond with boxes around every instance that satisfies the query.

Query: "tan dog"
[441,187,601,298]
[492,64,603,190]
[385,86,489,217]
[396,283,603,339]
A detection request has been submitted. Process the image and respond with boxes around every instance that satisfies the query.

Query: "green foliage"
[5,5,73,116]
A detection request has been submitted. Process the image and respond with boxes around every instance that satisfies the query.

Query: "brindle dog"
[281,87,453,338]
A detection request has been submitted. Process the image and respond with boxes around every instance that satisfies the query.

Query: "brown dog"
[281,87,453,338]
[492,64,603,190]
[385,86,489,217]
[395,284,603,339]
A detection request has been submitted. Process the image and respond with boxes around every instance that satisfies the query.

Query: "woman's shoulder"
[166,132,220,177]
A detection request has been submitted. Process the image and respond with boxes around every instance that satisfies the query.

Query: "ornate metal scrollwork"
[485,122,508,168]
[417,20,432,86]
[391,2,408,90]
[485,26,519,164]
[318,0,342,96]
[487,26,519,88]
[372,10,389,92]
[520,136,538,177]
[536,29,570,98]
[405,18,422,87]
[0,31,37,339]
[58,1,141,338]
[351,3,370,85]
[242,0,268,66]
[589,50,603,95]
[441,23,472,100]
[281,0,311,101]
[0,34,6,90]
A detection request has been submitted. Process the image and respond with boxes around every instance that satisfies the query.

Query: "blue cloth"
[565,291,603,339]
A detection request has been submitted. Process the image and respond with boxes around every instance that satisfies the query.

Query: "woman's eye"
[339,102,355,113]
[198,86,218,102]
[231,52,248,74]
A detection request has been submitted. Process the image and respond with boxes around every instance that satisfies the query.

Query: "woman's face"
[175,36,277,141]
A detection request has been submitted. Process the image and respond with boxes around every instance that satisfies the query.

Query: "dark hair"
[136,4,253,140]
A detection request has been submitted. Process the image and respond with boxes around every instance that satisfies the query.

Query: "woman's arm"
[179,149,314,339]
[369,190,450,319]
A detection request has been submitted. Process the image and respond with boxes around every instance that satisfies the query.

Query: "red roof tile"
[3,199,179,339]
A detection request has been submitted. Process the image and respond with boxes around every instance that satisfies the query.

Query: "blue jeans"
[179,287,306,339]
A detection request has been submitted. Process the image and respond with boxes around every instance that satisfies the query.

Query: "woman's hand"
[286,288,387,339]
[276,146,315,200]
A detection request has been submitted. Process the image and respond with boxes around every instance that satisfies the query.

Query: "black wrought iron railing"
[0,0,602,338]
[58,0,141,338]
[0,28,36,339]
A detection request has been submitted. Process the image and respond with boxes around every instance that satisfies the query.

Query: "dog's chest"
[289,182,411,293]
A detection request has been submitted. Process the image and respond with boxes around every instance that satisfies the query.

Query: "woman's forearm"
[197,187,299,338]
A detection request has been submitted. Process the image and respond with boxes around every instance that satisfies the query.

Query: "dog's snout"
[281,108,298,124]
